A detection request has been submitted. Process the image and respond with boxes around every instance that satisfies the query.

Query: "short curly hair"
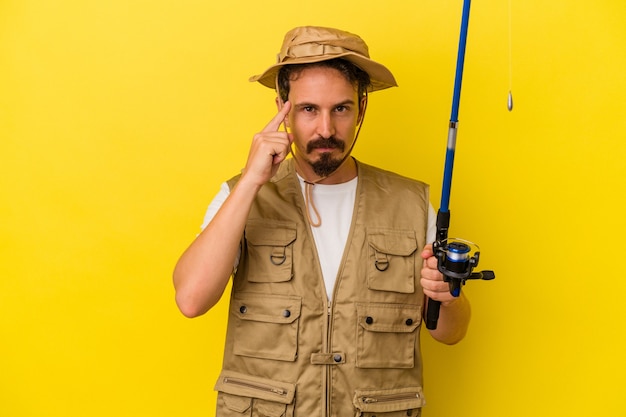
[277,58,371,107]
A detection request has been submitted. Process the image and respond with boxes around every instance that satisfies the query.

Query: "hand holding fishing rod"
[425,0,495,331]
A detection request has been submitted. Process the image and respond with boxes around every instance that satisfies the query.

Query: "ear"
[357,95,368,124]
[275,78,286,109]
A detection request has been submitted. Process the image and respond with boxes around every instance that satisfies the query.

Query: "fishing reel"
[433,238,495,297]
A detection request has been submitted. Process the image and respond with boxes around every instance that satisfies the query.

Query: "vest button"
[283,310,291,318]
[405,318,414,326]
[365,316,374,325]
[239,305,247,314]
[333,354,342,363]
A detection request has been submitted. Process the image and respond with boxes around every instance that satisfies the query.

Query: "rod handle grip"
[425,298,441,330]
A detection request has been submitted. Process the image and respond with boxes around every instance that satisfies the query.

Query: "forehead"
[287,66,358,102]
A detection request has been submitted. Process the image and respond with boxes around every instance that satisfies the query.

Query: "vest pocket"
[214,370,296,417]
[356,303,421,368]
[231,293,301,362]
[367,228,418,293]
[245,220,297,283]
[353,386,425,417]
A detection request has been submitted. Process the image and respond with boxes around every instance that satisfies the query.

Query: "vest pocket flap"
[357,303,421,333]
[245,221,296,247]
[244,220,296,283]
[367,229,417,256]
[232,293,301,325]
[221,393,251,413]
[215,370,296,405]
[353,386,425,413]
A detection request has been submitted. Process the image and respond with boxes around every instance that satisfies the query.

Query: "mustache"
[306,137,345,153]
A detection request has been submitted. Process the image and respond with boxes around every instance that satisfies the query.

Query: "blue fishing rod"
[425,0,495,330]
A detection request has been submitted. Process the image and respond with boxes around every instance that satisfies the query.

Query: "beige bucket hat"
[249,26,398,92]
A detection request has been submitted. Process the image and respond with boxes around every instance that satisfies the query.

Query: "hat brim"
[249,52,398,92]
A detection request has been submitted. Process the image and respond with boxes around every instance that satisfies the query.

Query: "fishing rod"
[425,0,495,330]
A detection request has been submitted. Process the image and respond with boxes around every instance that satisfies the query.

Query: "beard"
[311,152,343,177]
[306,137,346,177]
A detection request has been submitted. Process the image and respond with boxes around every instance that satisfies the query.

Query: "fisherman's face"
[283,66,363,180]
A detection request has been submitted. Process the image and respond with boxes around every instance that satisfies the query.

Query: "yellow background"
[2,0,625,416]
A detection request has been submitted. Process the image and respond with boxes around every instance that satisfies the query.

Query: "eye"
[303,106,315,113]
[335,105,348,112]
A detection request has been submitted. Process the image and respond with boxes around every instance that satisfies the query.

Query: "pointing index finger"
[262,101,291,132]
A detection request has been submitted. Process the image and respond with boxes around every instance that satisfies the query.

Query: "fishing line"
[508,0,514,111]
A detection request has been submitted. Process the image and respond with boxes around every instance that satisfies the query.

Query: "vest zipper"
[222,377,288,397]
[325,303,332,417]
[360,392,421,404]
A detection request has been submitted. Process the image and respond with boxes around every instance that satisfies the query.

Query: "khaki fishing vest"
[215,159,430,417]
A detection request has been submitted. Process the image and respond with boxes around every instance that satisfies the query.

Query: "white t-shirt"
[202,177,436,299]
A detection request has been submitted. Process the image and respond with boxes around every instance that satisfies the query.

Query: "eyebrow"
[294,99,356,109]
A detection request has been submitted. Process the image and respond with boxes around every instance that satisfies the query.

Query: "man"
[174,26,470,416]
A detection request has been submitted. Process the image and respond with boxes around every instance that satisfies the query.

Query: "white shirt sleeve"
[427,204,436,244]
[200,181,240,270]
[200,182,231,231]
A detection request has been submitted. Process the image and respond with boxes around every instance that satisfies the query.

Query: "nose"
[316,111,335,139]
